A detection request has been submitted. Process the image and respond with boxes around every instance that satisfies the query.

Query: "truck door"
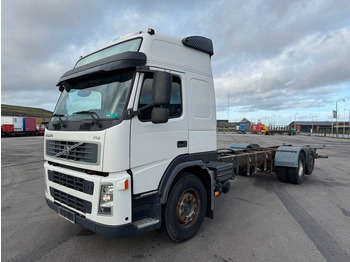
[130,72,188,194]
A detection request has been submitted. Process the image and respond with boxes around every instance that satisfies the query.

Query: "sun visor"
[56,52,147,86]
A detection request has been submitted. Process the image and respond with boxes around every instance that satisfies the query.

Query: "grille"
[50,187,92,213]
[46,140,98,164]
[48,170,94,195]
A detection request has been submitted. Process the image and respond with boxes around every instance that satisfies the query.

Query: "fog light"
[99,184,114,215]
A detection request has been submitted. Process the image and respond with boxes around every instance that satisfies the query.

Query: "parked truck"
[44,29,323,242]
[237,124,247,134]
[269,126,296,136]
[1,116,43,136]
[251,124,270,135]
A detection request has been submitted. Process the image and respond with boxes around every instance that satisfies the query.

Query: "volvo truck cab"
[44,29,232,242]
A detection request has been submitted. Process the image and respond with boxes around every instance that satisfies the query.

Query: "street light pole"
[309,114,314,136]
[294,113,298,131]
[345,109,350,138]
[336,99,345,138]
[227,90,230,122]
[344,108,346,136]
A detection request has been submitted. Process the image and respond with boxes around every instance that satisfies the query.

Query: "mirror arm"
[137,103,155,112]
[127,108,141,119]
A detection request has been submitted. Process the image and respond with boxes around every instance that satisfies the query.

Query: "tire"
[163,174,207,242]
[287,153,305,184]
[305,148,315,175]
[275,166,288,182]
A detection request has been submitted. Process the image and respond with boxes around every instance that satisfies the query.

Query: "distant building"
[289,121,349,133]
[217,118,252,132]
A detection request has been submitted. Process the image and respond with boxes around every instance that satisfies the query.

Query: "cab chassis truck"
[44,29,322,242]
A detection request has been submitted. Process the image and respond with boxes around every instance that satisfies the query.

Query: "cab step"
[132,217,160,229]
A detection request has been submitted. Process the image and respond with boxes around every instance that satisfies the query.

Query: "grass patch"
[1,104,53,117]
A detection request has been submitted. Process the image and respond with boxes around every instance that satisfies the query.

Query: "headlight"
[99,184,114,215]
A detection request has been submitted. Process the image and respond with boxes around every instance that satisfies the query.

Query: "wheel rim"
[176,189,199,227]
[298,159,304,177]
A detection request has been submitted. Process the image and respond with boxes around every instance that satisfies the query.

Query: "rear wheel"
[276,166,288,182]
[287,153,305,184]
[163,174,207,242]
[305,148,315,175]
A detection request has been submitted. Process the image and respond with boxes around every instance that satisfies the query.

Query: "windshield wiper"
[73,111,102,128]
[51,114,66,128]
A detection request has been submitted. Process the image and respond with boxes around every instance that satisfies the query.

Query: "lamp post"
[294,113,298,131]
[344,109,346,136]
[227,90,230,122]
[309,114,315,135]
[336,99,345,138]
[345,109,350,138]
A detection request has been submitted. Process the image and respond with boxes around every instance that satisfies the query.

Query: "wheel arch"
[159,161,213,204]
[158,153,216,218]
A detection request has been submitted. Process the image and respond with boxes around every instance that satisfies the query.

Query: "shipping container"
[23,117,36,132]
[14,117,24,132]
[1,124,14,133]
[1,116,14,125]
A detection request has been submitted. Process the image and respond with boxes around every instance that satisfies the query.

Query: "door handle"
[177,141,187,148]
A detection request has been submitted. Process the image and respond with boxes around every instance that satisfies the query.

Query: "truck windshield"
[53,69,134,122]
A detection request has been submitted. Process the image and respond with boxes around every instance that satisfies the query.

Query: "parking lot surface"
[2,134,350,262]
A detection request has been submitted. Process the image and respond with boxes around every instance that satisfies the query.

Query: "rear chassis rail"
[216,145,324,177]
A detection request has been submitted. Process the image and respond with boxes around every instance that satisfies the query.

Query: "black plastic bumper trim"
[45,197,161,238]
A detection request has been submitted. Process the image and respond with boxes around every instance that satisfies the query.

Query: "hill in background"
[1,104,53,117]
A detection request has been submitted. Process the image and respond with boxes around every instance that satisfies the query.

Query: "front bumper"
[45,197,160,238]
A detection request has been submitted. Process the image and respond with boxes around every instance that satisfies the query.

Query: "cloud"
[1,0,350,123]
[215,26,350,115]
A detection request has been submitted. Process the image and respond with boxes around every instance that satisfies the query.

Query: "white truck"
[44,29,321,242]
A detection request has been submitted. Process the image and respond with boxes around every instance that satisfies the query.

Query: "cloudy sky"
[2,0,350,125]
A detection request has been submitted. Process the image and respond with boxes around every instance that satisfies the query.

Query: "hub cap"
[176,190,199,227]
[298,159,304,177]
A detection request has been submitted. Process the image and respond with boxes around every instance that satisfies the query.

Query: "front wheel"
[163,174,207,242]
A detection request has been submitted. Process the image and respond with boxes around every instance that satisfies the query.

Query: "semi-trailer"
[251,124,270,134]
[44,29,323,242]
[1,116,46,136]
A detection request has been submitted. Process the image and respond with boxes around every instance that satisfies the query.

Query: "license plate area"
[58,207,76,224]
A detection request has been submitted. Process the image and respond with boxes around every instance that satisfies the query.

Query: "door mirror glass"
[153,71,171,105]
[151,107,169,124]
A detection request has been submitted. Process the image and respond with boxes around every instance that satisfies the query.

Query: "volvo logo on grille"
[54,142,84,158]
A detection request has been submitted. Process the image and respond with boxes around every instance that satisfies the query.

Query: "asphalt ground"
[1,134,350,262]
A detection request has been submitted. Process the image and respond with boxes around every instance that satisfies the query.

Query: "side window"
[138,73,182,121]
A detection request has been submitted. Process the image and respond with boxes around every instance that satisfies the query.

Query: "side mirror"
[150,71,171,124]
[153,71,171,105]
[151,107,169,124]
